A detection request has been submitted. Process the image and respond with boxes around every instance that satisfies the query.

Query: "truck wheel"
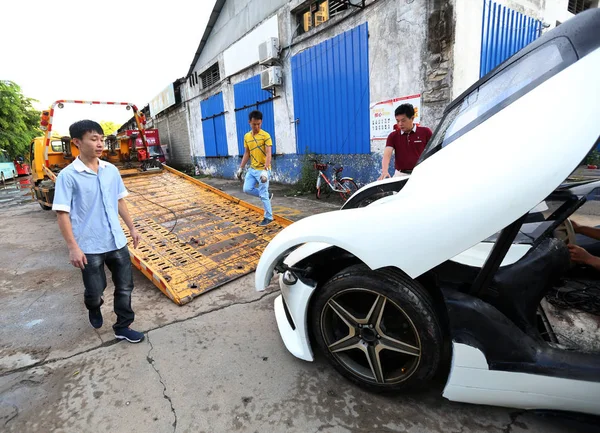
[310,265,443,392]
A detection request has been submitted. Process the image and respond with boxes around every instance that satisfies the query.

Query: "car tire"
[310,265,443,392]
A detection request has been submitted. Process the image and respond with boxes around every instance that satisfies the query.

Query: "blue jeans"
[243,167,273,220]
[81,245,135,330]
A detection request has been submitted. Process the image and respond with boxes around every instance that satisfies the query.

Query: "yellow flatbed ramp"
[120,166,292,305]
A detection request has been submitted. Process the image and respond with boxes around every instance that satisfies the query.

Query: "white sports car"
[256,9,600,416]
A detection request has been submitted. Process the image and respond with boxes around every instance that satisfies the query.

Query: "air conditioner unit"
[303,13,312,32]
[258,37,280,66]
[261,66,282,89]
[314,11,327,26]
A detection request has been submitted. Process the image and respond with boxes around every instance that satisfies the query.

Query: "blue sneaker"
[258,218,273,226]
[114,327,145,343]
[88,307,103,329]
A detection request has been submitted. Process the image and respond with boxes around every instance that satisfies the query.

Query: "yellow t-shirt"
[244,130,272,170]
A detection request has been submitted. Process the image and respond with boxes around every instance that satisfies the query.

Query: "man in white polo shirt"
[53,120,144,343]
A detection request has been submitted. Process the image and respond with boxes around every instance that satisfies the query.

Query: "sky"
[1,0,216,135]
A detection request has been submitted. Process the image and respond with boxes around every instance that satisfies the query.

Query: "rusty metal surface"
[121,167,291,305]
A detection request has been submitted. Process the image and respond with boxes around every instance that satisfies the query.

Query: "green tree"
[100,121,121,136]
[0,81,40,157]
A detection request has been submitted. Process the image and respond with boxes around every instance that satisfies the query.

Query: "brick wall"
[155,107,192,170]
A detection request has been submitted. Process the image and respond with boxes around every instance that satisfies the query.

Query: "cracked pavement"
[1,177,600,432]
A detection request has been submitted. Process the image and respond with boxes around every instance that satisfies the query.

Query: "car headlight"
[282,270,298,285]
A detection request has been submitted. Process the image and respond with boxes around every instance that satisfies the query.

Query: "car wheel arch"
[300,250,451,365]
[298,247,447,314]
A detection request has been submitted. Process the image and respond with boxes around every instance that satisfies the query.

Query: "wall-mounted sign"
[370,94,421,140]
[149,83,176,117]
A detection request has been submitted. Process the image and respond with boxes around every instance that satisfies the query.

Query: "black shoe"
[258,218,273,226]
[89,307,103,329]
[114,327,145,343]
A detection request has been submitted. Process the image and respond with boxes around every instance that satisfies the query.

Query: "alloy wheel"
[320,288,421,384]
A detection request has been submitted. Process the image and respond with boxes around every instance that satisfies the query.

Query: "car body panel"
[443,343,600,416]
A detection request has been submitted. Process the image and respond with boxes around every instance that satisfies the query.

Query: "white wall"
[452,0,552,99]
[452,0,484,99]
[195,0,288,73]
[542,0,599,29]
[223,15,279,77]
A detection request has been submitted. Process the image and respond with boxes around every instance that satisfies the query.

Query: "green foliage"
[294,150,320,194]
[0,81,40,157]
[585,149,600,166]
[99,121,121,136]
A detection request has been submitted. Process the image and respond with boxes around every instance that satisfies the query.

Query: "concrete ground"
[1,173,599,433]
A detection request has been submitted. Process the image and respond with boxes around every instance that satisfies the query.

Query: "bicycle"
[311,159,359,201]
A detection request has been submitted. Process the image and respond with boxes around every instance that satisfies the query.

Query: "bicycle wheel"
[338,178,358,201]
[316,176,331,200]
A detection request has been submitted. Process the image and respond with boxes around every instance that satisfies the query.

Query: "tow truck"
[30,100,292,304]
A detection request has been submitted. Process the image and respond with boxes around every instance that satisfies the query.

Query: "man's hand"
[378,172,391,181]
[130,228,141,249]
[568,244,594,265]
[69,246,88,269]
[571,219,581,234]
[236,167,243,181]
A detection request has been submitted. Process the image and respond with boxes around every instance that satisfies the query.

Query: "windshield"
[50,140,63,152]
[148,146,164,157]
[418,37,576,164]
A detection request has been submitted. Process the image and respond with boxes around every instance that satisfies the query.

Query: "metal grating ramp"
[120,166,291,305]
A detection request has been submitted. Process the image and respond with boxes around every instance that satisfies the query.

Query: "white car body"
[256,10,600,416]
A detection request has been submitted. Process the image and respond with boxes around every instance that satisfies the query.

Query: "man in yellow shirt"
[237,110,273,226]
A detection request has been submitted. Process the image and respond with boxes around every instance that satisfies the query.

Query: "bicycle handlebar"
[309,159,340,166]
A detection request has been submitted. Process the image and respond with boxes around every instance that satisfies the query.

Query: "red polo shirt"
[386,125,433,171]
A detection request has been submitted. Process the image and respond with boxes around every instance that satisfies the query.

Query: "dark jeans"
[81,245,135,330]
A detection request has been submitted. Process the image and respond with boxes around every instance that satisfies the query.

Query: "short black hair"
[394,103,415,118]
[69,120,104,140]
[248,110,263,121]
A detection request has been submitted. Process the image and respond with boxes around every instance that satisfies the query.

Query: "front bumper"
[273,273,318,362]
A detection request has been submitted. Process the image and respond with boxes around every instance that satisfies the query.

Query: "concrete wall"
[452,0,550,99]
[452,0,484,99]
[184,0,453,186]
[194,0,289,75]
[155,106,192,169]
[543,0,600,29]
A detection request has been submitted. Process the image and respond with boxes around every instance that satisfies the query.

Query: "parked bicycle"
[311,159,358,201]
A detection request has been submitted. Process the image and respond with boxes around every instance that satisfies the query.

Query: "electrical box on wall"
[258,37,280,65]
[261,66,282,89]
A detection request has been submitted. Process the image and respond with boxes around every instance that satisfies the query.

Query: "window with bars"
[200,63,220,89]
[298,0,348,34]
[568,0,592,14]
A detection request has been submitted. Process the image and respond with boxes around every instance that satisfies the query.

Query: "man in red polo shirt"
[378,103,433,180]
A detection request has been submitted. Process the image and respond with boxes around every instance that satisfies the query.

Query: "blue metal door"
[234,75,276,155]
[200,93,228,157]
[480,0,542,78]
[291,23,370,155]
